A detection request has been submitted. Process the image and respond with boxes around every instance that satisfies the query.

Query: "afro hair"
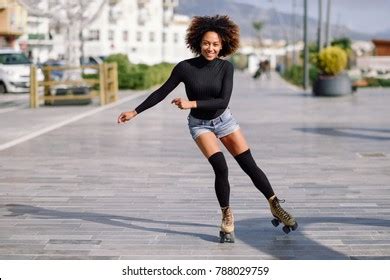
[185,15,240,57]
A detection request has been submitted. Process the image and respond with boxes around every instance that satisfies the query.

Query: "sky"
[233,0,390,34]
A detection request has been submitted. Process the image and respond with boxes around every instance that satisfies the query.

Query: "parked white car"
[0,49,44,93]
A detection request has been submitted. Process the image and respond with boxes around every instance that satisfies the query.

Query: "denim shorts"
[187,109,240,140]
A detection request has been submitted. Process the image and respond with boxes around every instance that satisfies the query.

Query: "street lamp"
[317,0,323,52]
[291,0,297,65]
[325,0,332,47]
[303,0,309,90]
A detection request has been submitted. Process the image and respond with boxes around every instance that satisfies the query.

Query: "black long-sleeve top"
[134,55,234,120]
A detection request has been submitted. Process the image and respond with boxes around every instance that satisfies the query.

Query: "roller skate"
[219,206,235,243]
[268,196,298,234]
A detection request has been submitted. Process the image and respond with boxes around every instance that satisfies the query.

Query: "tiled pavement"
[0,72,389,259]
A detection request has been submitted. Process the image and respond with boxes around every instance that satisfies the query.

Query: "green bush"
[366,78,381,87]
[309,66,319,84]
[331,37,352,52]
[82,73,99,90]
[230,53,248,70]
[105,54,132,89]
[364,78,390,87]
[283,64,303,86]
[316,46,348,75]
[283,64,318,87]
[105,54,131,75]
[104,54,174,90]
[378,79,390,87]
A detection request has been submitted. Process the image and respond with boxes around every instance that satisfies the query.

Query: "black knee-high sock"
[234,149,275,199]
[208,152,230,208]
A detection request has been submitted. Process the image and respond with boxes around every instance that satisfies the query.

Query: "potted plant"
[313,46,352,96]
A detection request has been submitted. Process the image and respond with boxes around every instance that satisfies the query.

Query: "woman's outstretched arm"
[117,62,183,123]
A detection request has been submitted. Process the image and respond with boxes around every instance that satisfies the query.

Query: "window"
[123,31,128,42]
[136,32,142,42]
[174,33,179,43]
[162,32,167,43]
[89,30,100,41]
[149,32,155,42]
[109,30,114,41]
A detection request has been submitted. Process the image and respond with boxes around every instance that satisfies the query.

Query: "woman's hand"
[117,110,138,124]
[171,98,197,110]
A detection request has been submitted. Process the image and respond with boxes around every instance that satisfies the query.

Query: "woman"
[117,15,297,243]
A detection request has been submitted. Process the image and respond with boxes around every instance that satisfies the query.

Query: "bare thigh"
[195,132,221,159]
[220,129,249,157]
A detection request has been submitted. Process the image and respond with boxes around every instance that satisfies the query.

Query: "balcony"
[28,33,46,40]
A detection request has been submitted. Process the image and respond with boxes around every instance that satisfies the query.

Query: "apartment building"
[81,0,192,64]
[17,0,51,63]
[5,0,190,65]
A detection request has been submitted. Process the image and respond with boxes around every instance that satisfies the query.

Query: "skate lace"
[273,198,292,221]
[222,207,233,226]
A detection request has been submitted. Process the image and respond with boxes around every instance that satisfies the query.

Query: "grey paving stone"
[0,72,389,259]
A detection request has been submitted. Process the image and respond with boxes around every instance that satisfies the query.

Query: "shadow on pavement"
[236,216,389,260]
[4,204,217,243]
[4,204,389,259]
[295,127,390,141]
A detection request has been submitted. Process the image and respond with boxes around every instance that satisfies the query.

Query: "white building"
[59,0,192,65]
[15,0,191,65]
[17,0,51,64]
[86,0,192,64]
[240,40,304,74]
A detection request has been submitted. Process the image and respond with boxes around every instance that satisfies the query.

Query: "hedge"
[104,54,175,90]
[282,64,318,87]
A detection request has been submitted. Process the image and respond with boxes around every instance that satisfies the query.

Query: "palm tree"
[252,21,265,48]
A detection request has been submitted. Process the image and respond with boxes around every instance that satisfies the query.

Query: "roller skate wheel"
[271,219,280,227]
[282,226,291,234]
[219,231,235,243]
[291,222,298,231]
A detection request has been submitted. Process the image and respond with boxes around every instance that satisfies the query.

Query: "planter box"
[313,73,352,96]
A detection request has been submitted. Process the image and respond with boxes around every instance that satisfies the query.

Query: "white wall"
[83,0,190,65]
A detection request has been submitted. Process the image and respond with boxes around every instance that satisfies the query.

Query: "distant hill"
[373,29,390,40]
[175,0,374,42]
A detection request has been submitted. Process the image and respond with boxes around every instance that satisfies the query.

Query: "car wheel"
[0,82,7,94]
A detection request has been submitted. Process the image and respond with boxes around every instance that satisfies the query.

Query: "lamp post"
[291,0,297,65]
[317,0,323,52]
[325,0,332,46]
[303,0,309,90]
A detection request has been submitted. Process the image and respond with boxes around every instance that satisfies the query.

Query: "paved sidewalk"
[0,72,389,259]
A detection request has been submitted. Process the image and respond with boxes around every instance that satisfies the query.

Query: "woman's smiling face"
[200,31,222,60]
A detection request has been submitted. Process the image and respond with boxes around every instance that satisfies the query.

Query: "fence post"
[104,64,110,105]
[29,65,38,108]
[106,64,112,104]
[105,63,118,104]
[99,63,106,106]
[43,67,51,105]
[112,63,118,102]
